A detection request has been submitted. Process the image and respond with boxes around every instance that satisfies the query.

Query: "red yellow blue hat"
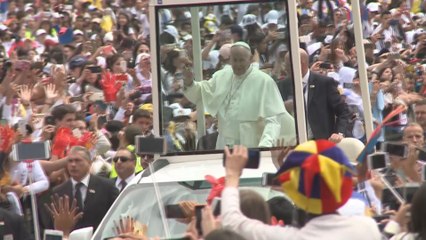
[275,140,354,215]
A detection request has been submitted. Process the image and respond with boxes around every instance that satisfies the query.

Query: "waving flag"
[356,105,406,164]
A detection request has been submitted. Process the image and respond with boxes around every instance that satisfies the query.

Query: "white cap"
[73,30,84,36]
[337,138,365,165]
[164,25,179,39]
[135,53,150,65]
[103,32,114,42]
[265,10,279,25]
[240,14,257,27]
[173,108,192,118]
[366,2,380,12]
[35,29,47,36]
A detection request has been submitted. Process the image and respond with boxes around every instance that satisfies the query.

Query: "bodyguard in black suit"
[278,49,351,141]
[109,148,141,192]
[50,146,118,231]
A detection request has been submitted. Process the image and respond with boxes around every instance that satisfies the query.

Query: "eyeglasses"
[112,156,132,163]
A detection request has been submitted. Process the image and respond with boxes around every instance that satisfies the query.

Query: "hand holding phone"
[165,204,186,219]
[223,147,260,169]
[382,142,408,158]
[194,205,205,236]
[367,152,389,170]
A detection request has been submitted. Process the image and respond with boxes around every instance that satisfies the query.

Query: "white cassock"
[184,65,296,148]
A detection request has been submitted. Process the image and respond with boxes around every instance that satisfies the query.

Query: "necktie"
[120,180,127,192]
[75,182,84,211]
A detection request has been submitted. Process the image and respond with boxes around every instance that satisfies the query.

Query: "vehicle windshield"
[93,178,286,239]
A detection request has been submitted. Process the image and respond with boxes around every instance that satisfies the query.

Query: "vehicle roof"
[130,155,277,184]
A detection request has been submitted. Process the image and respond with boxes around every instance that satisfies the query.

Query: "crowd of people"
[0,0,425,239]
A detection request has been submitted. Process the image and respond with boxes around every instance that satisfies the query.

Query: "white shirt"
[302,71,313,139]
[221,187,381,240]
[71,174,90,205]
[302,70,310,103]
[115,174,135,191]
[10,160,49,194]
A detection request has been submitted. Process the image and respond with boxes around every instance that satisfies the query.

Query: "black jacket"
[277,72,352,139]
[0,207,32,240]
[51,174,119,231]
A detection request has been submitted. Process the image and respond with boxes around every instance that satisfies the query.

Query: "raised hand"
[270,139,293,169]
[45,195,83,237]
[201,205,219,237]
[18,85,33,106]
[44,83,59,101]
[113,216,147,239]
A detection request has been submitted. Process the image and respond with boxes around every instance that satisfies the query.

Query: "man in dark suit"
[110,148,141,192]
[277,49,351,141]
[51,146,119,231]
[0,207,32,240]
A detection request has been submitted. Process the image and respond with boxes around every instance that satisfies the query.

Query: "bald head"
[284,48,310,77]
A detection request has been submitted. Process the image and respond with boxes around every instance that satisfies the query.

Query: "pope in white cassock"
[183,41,295,149]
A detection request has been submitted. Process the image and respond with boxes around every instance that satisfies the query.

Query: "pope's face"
[230,46,251,76]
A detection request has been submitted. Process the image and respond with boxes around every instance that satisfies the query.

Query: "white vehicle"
[92,153,284,239]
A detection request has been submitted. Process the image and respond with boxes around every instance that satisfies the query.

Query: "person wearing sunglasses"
[111,148,140,192]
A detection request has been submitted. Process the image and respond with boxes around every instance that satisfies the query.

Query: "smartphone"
[12,141,51,161]
[44,116,56,126]
[120,60,127,73]
[390,52,401,60]
[343,82,353,89]
[135,136,166,155]
[417,149,426,161]
[276,28,286,40]
[319,62,332,69]
[211,197,221,217]
[261,172,280,186]
[43,229,63,240]
[69,95,83,102]
[14,60,31,71]
[87,65,102,73]
[382,142,408,158]
[195,205,205,236]
[389,19,399,26]
[165,204,186,219]
[223,148,260,169]
[367,152,389,170]
[422,164,426,181]
[17,119,27,135]
[89,92,105,102]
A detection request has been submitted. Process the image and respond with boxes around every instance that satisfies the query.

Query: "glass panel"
[92,179,286,239]
[155,0,297,154]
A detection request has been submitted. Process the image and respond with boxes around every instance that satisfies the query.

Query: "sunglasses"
[112,156,132,163]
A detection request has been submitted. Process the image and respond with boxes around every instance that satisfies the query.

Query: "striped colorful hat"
[275,140,354,214]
